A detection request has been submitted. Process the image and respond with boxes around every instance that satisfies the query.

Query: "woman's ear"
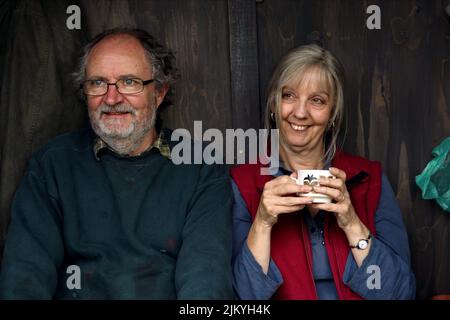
[269,109,277,128]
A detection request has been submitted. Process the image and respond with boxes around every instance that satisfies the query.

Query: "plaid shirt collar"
[93,129,171,160]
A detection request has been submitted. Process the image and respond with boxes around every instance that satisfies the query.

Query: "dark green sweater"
[0,127,233,299]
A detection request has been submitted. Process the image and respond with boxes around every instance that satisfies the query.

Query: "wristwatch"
[350,233,372,250]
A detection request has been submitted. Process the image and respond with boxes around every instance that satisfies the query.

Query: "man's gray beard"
[89,103,156,155]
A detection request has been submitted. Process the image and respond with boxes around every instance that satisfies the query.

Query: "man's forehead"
[86,33,151,77]
[90,34,145,56]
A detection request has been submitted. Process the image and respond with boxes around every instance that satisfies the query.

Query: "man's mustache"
[98,104,136,115]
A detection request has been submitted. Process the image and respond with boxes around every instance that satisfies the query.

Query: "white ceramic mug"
[294,169,335,203]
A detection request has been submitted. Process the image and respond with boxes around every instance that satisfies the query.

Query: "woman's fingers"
[265,175,312,195]
[271,204,308,215]
[312,185,343,202]
[329,167,346,181]
[317,175,344,189]
[275,195,314,206]
[266,175,295,186]
[271,183,312,196]
[311,168,347,203]
[262,195,312,212]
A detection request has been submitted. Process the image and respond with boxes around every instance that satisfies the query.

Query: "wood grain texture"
[148,0,232,134]
[0,0,87,241]
[228,0,260,129]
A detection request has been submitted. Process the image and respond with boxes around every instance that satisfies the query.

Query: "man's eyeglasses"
[81,78,155,96]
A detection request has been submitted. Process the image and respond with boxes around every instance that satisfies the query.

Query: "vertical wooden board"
[320,0,374,159]
[256,0,327,120]
[228,0,260,130]
[135,0,232,135]
[80,0,138,36]
[381,1,450,298]
[0,0,19,150]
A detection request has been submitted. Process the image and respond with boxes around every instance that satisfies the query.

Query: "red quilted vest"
[230,150,381,300]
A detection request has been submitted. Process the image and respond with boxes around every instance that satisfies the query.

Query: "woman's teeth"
[290,123,308,131]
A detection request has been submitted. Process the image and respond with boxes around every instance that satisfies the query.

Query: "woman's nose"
[292,98,308,118]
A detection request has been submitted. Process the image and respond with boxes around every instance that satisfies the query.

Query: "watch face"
[358,240,368,249]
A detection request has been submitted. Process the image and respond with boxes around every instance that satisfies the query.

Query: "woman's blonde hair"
[265,44,345,163]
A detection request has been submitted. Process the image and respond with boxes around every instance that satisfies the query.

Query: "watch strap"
[349,233,372,249]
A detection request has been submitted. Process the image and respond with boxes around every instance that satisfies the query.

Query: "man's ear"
[155,84,169,108]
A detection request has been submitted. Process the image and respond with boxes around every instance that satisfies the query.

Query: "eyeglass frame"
[80,78,155,96]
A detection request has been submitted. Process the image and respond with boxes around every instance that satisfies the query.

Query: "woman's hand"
[309,167,360,230]
[255,175,313,229]
[310,167,373,267]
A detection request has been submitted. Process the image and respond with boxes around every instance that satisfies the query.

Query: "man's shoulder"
[33,127,94,161]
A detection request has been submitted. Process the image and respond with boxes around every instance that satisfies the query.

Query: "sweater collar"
[92,129,172,161]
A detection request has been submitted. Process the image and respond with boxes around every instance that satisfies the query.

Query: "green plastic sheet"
[416,137,450,212]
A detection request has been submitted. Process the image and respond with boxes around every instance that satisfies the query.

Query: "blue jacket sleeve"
[343,174,416,299]
[231,180,283,300]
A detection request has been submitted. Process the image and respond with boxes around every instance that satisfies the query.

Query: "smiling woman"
[265,45,344,167]
[278,68,333,162]
[230,44,416,300]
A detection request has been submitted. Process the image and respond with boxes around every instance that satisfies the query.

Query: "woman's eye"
[282,92,295,101]
[311,97,325,104]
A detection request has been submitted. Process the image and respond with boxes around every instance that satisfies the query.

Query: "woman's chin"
[284,137,310,150]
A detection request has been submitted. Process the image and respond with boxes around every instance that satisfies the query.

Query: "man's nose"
[102,84,124,105]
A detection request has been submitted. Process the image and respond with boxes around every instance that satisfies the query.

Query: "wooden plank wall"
[0,0,448,299]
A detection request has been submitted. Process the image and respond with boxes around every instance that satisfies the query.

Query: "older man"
[0,28,233,299]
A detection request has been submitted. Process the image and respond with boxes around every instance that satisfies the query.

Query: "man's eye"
[89,80,104,87]
[123,79,137,86]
